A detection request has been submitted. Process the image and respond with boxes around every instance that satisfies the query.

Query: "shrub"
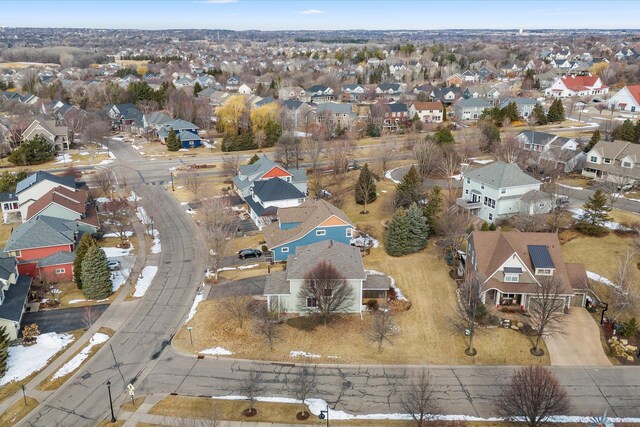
[623,318,638,337]
[366,299,380,311]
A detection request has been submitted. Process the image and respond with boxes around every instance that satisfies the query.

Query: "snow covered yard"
[133,266,158,297]
[51,333,109,381]
[0,333,75,386]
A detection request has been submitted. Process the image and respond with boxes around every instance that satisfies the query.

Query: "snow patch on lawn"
[216,264,259,272]
[559,183,584,190]
[290,350,321,359]
[450,174,462,180]
[238,263,258,270]
[151,235,161,254]
[202,140,214,148]
[111,268,131,292]
[0,333,74,386]
[366,269,407,301]
[587,271,619,290]
[136,206,150,224]
[133,266,158,297]
[102,231,134,238]
[470,158,494,165]
[68,299,86,304]
[127,191,141,202]
[569,208,630,230]
[95,197,110,204]
[200,347,233,356]
[55,154,74,164]
[51,333,109,380]
[186,289,205,323]
[102,246,133,257]
[384,167,403,184]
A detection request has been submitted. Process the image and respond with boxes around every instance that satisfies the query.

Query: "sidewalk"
[0,192,150,417]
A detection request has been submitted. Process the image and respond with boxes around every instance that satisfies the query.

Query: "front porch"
[483,289,524,309]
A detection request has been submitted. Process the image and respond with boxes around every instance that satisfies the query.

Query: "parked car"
[317,189,333,199]
[617,183,634,192]
[107,260,121,270]
[238,249,262,259]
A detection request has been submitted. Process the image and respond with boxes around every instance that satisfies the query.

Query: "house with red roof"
[607,85,640,113]
[24,186,100,234]
[544,74,609,98]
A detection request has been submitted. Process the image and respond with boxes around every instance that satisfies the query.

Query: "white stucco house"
[544,75,609,98]
[456,162,548,223]
[582,140,640,185]
[606,85,640,112]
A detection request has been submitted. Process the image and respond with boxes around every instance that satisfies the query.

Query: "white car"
[107,260,121,271]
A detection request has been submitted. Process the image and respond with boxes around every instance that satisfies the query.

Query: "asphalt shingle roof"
[252,179,305,202]
[5,215,77,252]
[0,275,31,322]
[16,171,75,195]
[286,240,366,281]
[36,250,75,267]
[465,162,539,188]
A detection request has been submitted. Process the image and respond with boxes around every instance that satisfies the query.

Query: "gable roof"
[0,275,32,322]
[286,240,366,281]
[25,186,88,221]
[263,199,353,249]
[465,161,540,188]
[412,101,443,111]
[622,85,640,105]
[252,178,305,202]
[16,171,75,195]
[5,215,77,251]
[560,75,605,91]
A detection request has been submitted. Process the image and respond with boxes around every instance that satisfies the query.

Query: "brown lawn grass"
[148,395,594,427]
[0,396,38,426]
[0,222,14,248]
[0,329,83,404]
[36,327,114,391]
[97,420,125,426]
[120,396,146,412]
[557,175,590,188]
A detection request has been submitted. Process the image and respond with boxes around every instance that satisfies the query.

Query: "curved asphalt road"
[20,140,640,425]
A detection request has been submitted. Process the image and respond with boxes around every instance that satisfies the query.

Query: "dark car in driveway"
[238,249,262,259]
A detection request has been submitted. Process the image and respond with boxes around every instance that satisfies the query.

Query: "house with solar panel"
[466,231,588,310]
[233,155,307,229]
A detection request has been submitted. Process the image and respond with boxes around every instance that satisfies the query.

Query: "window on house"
[501,189,506,194]
[483,196,496,209]
[281,247,289,253]
[504,274,519,282]
[622,161,632,168]
[466,178,470,184]
[323,288,333,297]
[306,297,318,308]
[535,268,554,276]
[55,268,66,274]
[316,229,326,236]
[604,158,612,164]
[481,184,485,190]
[590,156,598,162]
[488,213,493,221]
[465,189,469,194]
[346,228,353,237]
[8,251,20,257]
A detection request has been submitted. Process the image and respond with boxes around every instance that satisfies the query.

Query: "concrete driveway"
[545,308,611,366]
[207,275,267,299]
[22,304,109,334]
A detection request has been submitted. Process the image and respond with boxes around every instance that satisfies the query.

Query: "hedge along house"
[465,231,588,311]
[264,240,391,314]
[263,199,355,262]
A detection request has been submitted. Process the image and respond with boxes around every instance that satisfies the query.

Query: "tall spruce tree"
[532,103,548,125]
[576,189,612,236]
[355,163,377,210]
[406,203,429,252]
[0,325,9,377]
[81,247,113,300]
[584,129,600,153]
[385,208,412,256]
[612,119,636,142]
[73,233,97,289]
[423,186,443,235]
[547,99,565,122]
[166,127,181,151]
[501,102,519,122]
[395,165,423,209]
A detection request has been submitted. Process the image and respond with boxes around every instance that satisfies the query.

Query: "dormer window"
[604,158,612,164]
[504,267,522,282]
[535,268,554,276]
[622,161,632,168]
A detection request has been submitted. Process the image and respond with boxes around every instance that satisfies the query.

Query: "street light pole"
[171,172,175,191]
[186,326,193,346]
[319,403,329,427]
[106,380,116,423]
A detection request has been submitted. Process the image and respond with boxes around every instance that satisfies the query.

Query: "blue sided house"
[263,198,355,262]
[157,119,201,148]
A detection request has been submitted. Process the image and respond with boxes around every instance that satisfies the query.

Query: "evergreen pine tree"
[433,127,455,146]
[547,99,565,122]
[423,186,443,235]
[81,247,113,300]
[73,233,97,289]
[501,102,520,122]
[612,119,636,142]
[0,325,9,377]
[584,129,601,153]
[634,120,640,144]
[480,221,490,231]
[355,163,377,207]
[385,208,412,256]
[193,82,203,95]
[166,127,181,151]
[248,154,260,165]
[577,189,612,236]
[394,165,423,209]
[442,104,447,121]
[532,103,548,125]
[406,203,429,252]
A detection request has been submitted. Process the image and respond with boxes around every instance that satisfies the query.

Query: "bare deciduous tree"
[182,169,202,201]
[102,198,133,245]
[368,310,398,353]
[275,133,302,170]
[496,132,521,163]
[438,147,460,201]
[494,366,570,427]
[255,306,282,350]
[400,369,439,427]
[412,139,440,179]
[434,211,471,256]
[327,138,354,175]
[289,366,317,412]
[452,278,484,356]
[529,276,567,356]
[303,127,326,173]
[94,169,113,196]
[221,155,240,183]
[64,109,86,145]
[374,141,396,178]
[81,306,100,329]
[605,249,640,322]
[202,197,238,280]
[297,260,356,326]
[239,369,266,415]
[224,295,251,328]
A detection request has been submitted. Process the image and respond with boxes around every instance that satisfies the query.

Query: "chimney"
[329,240,333,248]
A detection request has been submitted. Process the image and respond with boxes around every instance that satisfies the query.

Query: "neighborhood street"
[15,140,640,426]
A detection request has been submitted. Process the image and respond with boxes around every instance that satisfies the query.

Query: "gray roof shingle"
[286,240,366,281]
[16,171,75,195]
[465,162,540,188]
[5,216,77,252]
[252,179,305,202]
[0,275,32,322]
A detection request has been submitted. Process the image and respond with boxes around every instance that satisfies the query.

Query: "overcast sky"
[1,1,640,31]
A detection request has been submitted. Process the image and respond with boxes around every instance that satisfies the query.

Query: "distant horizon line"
[1,26,640,32]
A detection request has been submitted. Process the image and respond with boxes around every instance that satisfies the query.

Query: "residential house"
[606,85,640,112]
[375,83,406,99]
[382,103,410,130]
[0,255,32,340]
[430,87,464,105]
[500,63,522,76]
[499,97,538,119]
[264,240,391,314]
[340,84,366,102]
[0,192,20,223]
[157,119,201,148]
[466,231,588,310]
[106,103,144,133]
[316,103,357,130]
[582,140,640,185]
[306,85,335,103]
[456,162,547,223]
[264,198,355,262]
[143,111,172,131]
[461,70,480,83]
[233,155,307,228]
[544,75,609,98]
[408,101,444,123]
[24,186,99,234]
[4,215,77,282]
[447,73,464,87]
[278,86,310,102]
[413,83,433,95]
[238,83,253,95]
[280,100,315,129]
[22,118,69,151]
[454,98,492,121]
[225,76,241,91]
[15,171,76,222]
[173,75,195,88]
[517,130,584,173]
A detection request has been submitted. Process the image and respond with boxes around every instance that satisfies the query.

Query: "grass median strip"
[0,396,39,426]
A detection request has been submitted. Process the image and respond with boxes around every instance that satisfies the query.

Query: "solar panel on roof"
[528,245,555,269]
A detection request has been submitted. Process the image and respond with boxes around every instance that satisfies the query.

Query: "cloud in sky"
[299,9,325,15]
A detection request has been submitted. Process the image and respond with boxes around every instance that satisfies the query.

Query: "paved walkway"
[546,308,612,366]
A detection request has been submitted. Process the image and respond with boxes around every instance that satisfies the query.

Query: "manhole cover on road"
[81,372,91,380]
[342,381,352,389]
